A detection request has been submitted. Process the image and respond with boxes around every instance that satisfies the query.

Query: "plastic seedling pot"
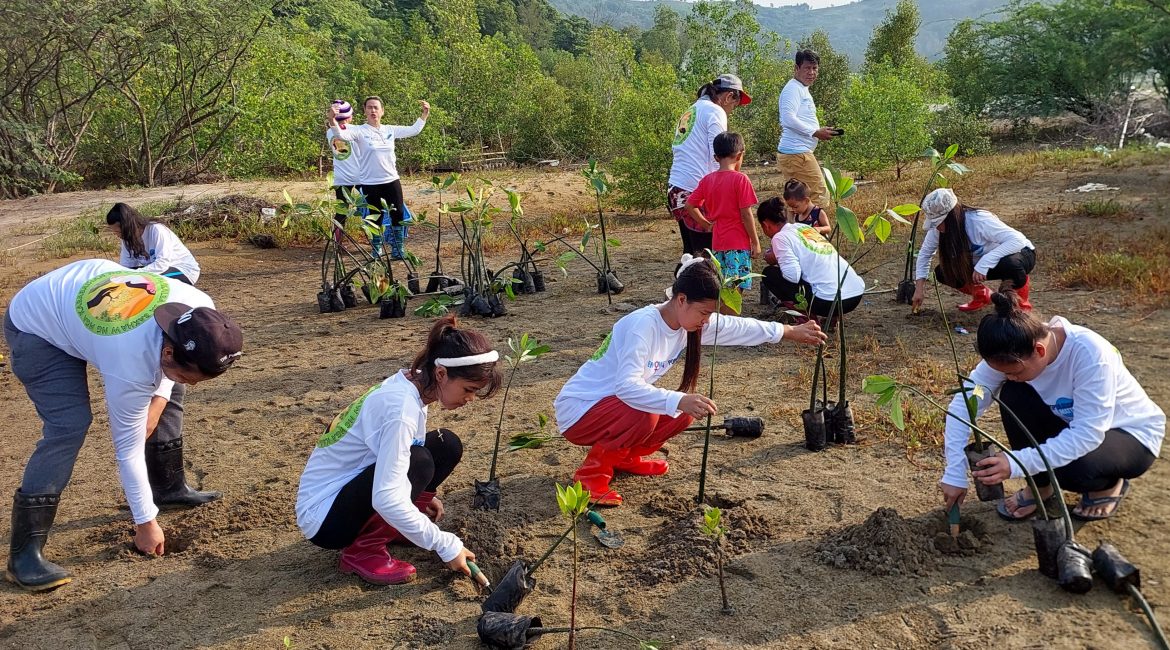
[964,441,1006,502]
[340,283,358,308]
[896,279,915,305]
[723,416,764,438]
[802,408,828,451]
[531,270,546,292]
[476,612,546,649]
[473,478,501,511]
[379,296,406,319]
[512,268,535,294]
[597,271,625,295]
[329,288,346,313]
[489,294,507,317]
[407,272,421,295]
[317,289,334,313]
[481,560,536,614]
[1092,542,1141,593]
[826,401,857,445]
[1032,518,1068,579]
[1057,540,1094,594]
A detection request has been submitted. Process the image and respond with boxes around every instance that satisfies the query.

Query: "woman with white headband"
[911,188,1036,313]
[296,315,500,585]
[553,255,826,506]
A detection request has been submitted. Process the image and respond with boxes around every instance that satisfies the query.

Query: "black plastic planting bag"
[512,268,536,294]
[826,401,857,444]
[802,408,827,451]
[964,442,1006,502]
[1057,541,1094,594]
[724,416,764,439]
[481,560,536,614]
[1032,518,1068,580]
[340,283,358,308]
[476,612,545,649]
[895,279,915,305]
[1092,542,1141,593]
[531,270,546,292]
[473,479,501,511]
[597,271,625,295]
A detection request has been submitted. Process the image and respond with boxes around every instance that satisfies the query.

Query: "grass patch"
[1075,198,1128,219]
[39,216,117,260]
[1057,227,1170,305]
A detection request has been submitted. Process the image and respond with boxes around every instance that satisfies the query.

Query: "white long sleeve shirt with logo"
[326,125,364,187]
[941,317,1166,489]
[8,259,215,524]
[915,209,1034,281]
[296,370,463,562]
[119,222,201,284]
[554,304,785,432]
[331,120,426,186]
[668,98,728,192]
[777,78,819,154]
[771,223,865,301]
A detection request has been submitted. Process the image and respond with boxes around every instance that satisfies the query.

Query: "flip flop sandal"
[996,489,1059,522]
[1072,479,1130,522]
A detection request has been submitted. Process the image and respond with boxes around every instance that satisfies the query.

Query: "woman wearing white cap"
[325,99,364,229]
[667,74,752,257]
[911,188,1036,313]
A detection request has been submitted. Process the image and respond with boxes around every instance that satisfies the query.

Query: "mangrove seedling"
[896,144,972,303]
[377,280,410,319]
[475,333,550,511]
[556,480,592,650]
[424,173,462,292]
[448,180,508,317]
[501,188,547,294]
[1091,543,1170,649]
[476,612,662,650]
[582,159,623,302]
[701,506,733,615]
[507,413,556,452]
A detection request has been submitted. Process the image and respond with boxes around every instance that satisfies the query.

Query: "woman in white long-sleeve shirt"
[942,292,1164,522]
[911,188,1036,313]
[296,316,496,585]
[327,97,428,260]
[553,255,826,506]
[107,203,200,285]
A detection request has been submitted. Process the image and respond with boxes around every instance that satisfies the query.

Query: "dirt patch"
[165,488,295,558]
[815,507,993,577]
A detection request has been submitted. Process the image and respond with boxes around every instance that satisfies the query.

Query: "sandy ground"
[0,158,1167,649]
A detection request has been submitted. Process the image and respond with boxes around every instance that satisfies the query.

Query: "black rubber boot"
[146,438,221,508]
[6,490,73,592]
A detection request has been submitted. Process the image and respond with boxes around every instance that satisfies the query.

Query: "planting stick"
[1127,583,1170,650]
[488,362,520,482]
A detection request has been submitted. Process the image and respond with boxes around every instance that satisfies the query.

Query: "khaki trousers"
[776,151,829,207]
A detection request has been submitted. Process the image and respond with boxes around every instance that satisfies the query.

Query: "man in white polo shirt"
[777,49,841,207]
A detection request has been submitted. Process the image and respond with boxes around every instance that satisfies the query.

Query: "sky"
[753,0,858,7]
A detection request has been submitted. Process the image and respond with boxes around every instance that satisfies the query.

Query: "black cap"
[154,303,243,375]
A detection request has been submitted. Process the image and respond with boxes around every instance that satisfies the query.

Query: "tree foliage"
[832,64,931,179]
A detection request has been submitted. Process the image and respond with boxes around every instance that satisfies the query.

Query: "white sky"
[753,0,857,7]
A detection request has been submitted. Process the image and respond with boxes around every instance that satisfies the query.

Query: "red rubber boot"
[1015,277,1033,311]
[615,445,669,476]
[573,446,624,507]
[338,513,416,585]
[957,284,993,312]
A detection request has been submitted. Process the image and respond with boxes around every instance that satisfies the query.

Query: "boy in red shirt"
[684,131,761,293]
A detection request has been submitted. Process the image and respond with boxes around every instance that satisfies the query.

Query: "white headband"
[676,253,707,278]
[434,351,499,367]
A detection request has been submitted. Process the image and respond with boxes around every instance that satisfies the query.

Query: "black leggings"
[363,180,405,227]
[678,226,712,257]
[937,247,1035,290]
[309,428,462,549]
[761,266,862,318]
[1000,382,1155,493]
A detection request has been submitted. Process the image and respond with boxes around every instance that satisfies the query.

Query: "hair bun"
[991,290,1018,316]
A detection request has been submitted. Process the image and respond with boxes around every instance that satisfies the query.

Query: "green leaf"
[431,175,442,187]
[947,162,971,175]
[836,206,863,244]
[944,143,959,160]
[537,412,548,428]
[862,375,897,394]
[872,215,892,243]
[889,398,905,430]
[720,287,743,314]
[891,203,920,217]
[821,166,837,198]
[836,175,855,200]
[606,237,620,247]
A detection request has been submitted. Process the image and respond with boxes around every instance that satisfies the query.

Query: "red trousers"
[563,396,694,451]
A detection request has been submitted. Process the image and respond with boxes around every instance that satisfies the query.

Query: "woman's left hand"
[419,100,431,120]
[972,270,986,284]
[425,496,444,522]
[972,453,1011,485]
[784,320,828,346]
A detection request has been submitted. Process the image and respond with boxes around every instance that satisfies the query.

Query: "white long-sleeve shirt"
[332,120,426,185]
[771,224,865,301]
[8,259,215,524]
[296,371,463,562]
[119,222,200,284]
[326,125,364,187]
[668,98,728,192]
[554,304,785,432]
[777,78,819,154]
[941,317,1165,489]
[915,208,1033,280]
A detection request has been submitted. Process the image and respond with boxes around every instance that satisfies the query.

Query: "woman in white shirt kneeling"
[107,203,201,285]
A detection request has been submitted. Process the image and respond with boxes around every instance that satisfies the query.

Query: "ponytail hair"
[782,178,811,201]
[410,315,502,398]
[670,256,721,393]
[106,202,154,259]
[697,83,717,100]
[976,291,1049,364]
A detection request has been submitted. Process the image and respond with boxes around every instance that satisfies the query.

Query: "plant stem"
[716,538,730,612]
[933,275,984,446]
[1128,583,1170,650]
[595,195,613,305]
[697,307,722,504]
[569,522,578,650]
[488,363,519,482]
[528,520,575,575]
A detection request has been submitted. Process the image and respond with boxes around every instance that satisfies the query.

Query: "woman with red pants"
[553,255,826,506]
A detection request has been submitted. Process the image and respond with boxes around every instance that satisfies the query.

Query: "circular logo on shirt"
[331,136,352,161]
[1053,397,1075,420]
[795,225,834,256]
[316,384,378,448]
[673,108,697,146]
[75,271,170,336]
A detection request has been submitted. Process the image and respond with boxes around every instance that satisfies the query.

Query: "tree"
[637,5,683,67]
[862,0,924,73]
[833,64,931,179]
[610,61,689,210]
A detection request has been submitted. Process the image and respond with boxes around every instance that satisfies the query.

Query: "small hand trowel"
[585,510,624,549]
[467,560,493,594]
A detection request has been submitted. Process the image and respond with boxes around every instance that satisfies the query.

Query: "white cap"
[922,188,958,229]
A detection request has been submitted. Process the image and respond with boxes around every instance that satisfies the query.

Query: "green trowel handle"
[586,510,606,529]
[467,561,491,589]
[947,503,961,525]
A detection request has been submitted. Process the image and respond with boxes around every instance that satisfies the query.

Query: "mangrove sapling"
[475,333,550,511]
[377,280,410,319]
[896,144,972,304]
[501,188,546,294]
[424,173,462,292]
[701,506,733,615]
[448,180,509,317]
[582,159,624,301]
[556,480,591,650]
[476,613,662,650]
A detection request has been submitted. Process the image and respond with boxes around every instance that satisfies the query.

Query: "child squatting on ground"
[296,315,497,585]
[684,131,761,295]
[552,255,827,506]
